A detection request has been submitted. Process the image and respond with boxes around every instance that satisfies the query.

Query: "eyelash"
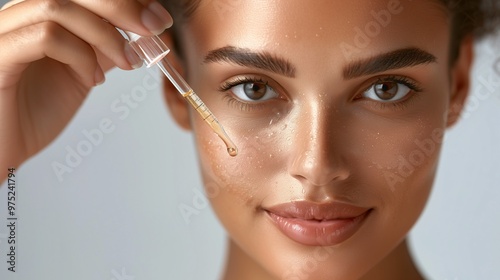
[218,75,424,111]
[373,75,423,92]
[359,75,424,111]
[219,76,269,92]
[218,77,274,111]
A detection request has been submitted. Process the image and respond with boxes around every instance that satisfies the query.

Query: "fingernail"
[142,1,173,34]
[95,66,105,86]
[125,43,143,69]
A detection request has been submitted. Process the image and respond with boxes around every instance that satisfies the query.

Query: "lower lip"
[266,210,371,246]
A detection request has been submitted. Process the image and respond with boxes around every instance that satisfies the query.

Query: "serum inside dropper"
[124,31,238,157]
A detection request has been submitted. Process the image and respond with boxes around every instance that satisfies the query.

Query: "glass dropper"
[124,31,238,157]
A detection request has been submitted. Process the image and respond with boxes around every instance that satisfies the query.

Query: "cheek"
[347,101,448,240]
[191,112,294,247]
[355,117,445,191]
[193,112,288,209]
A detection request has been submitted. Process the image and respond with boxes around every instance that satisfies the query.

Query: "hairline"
[160,0,487,67]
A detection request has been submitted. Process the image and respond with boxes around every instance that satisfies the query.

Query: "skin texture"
[163,1,473,279]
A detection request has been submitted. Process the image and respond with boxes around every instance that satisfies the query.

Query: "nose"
[287,102,350,187]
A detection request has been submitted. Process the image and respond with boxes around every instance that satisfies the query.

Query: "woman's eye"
[363,81,412,102]
[231,82,278,102]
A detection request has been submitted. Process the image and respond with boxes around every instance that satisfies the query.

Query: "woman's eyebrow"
[203,46,296,78]
[343,47,437,79]
[203,46,436,80]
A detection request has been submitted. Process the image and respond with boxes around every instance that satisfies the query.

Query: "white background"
[0,0,499,278]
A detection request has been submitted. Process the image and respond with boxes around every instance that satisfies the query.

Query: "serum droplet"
[227,147,238,157]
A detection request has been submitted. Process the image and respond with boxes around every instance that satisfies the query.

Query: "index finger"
[71,0,173,35]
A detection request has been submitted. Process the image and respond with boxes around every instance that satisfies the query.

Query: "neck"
[221,238,425,280]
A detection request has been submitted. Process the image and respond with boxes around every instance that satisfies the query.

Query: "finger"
[0,22,100,88]
[94,47,118,73]
[72,0,173,35]
[1,0,173,35]
[0,0,173,35]
[0,0,139,70]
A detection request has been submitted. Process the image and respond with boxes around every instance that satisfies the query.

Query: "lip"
[264,201,371,246]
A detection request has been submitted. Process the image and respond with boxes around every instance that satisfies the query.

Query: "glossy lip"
[264,201,372,246]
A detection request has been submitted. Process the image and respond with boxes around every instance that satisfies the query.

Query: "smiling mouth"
[263,201,372,246]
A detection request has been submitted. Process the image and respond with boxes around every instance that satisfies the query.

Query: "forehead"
[182,0,450,65]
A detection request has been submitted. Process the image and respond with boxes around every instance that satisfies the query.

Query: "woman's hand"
[0,0,172,182]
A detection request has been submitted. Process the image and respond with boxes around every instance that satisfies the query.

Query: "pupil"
[375,82,398,100]
[244,82,267,100]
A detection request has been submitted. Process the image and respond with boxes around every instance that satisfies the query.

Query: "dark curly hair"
[160,0,500,64]
[442,0,500,61]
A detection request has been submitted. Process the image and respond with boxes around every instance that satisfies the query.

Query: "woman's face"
[165,0,467,279]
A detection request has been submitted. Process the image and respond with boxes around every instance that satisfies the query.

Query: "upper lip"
[264,201,370,221]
